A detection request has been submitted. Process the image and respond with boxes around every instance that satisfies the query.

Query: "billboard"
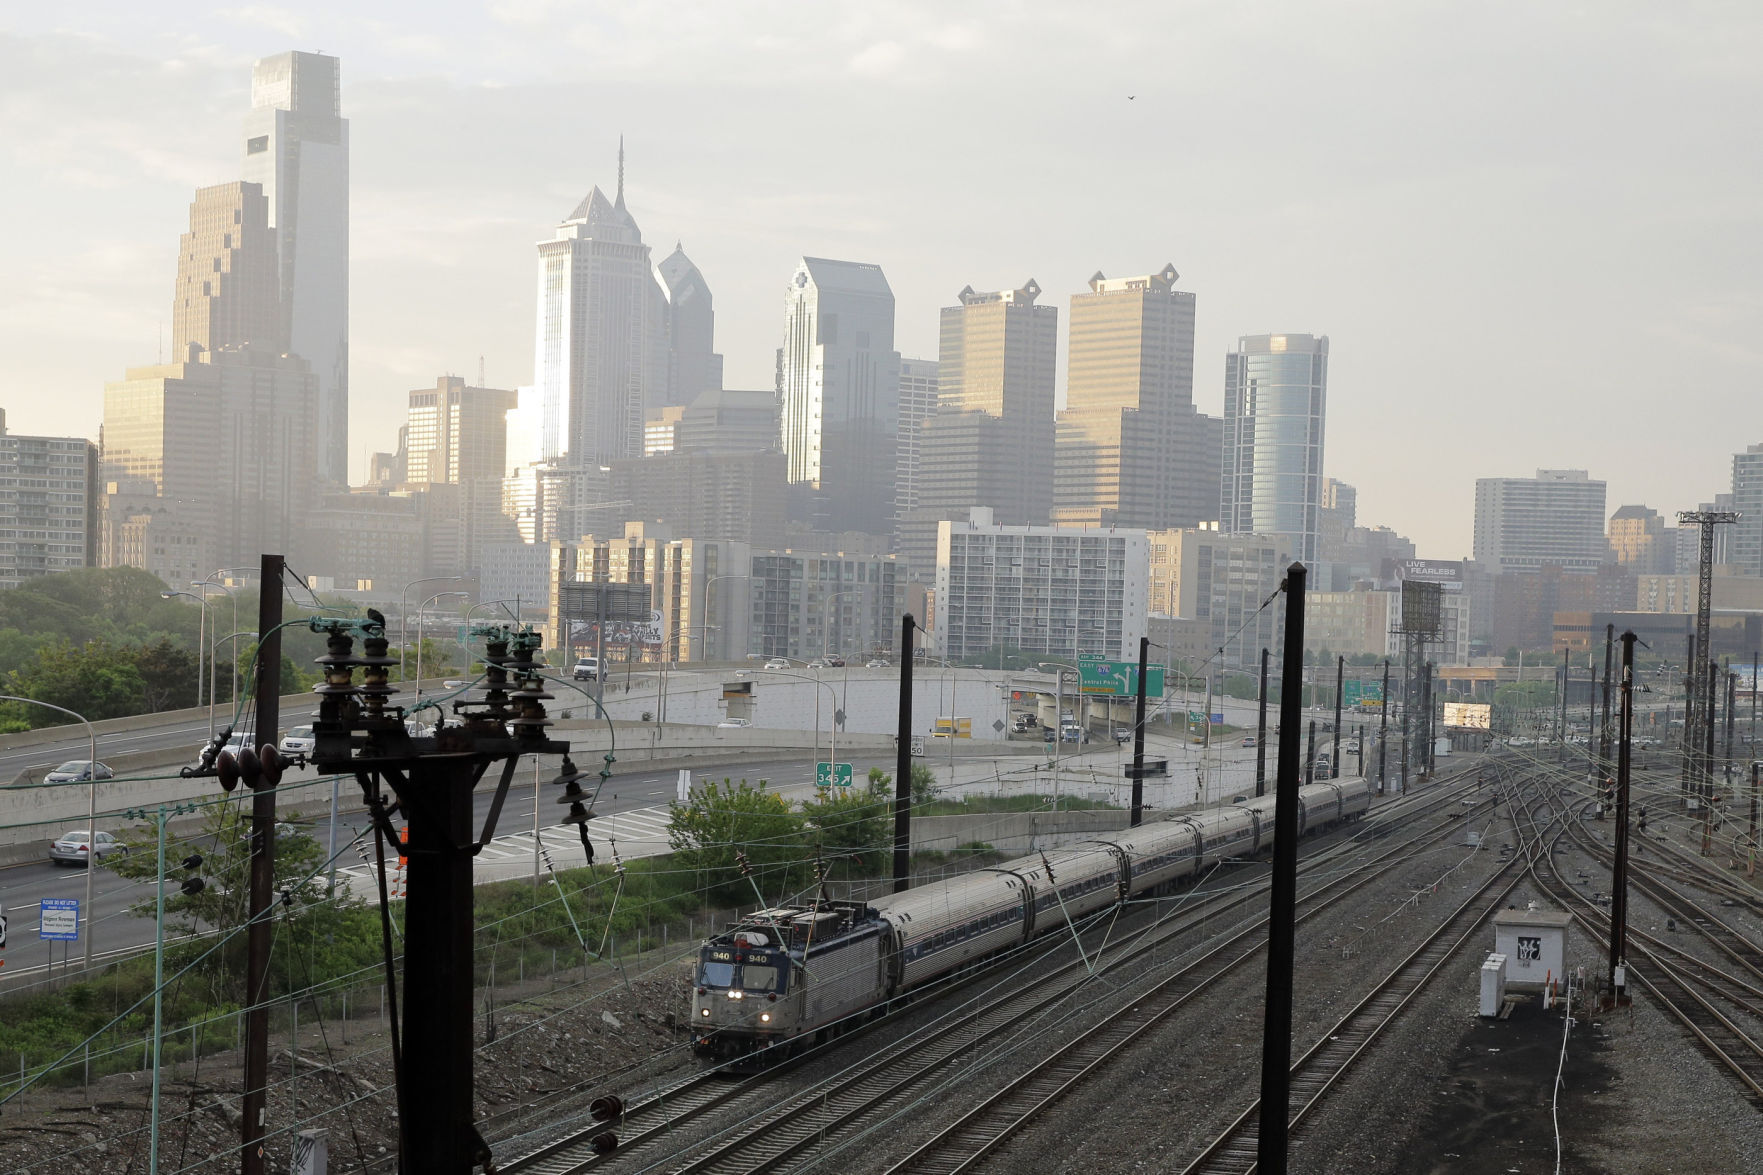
[1443,701,1492,729]
[1386,558,1464,591]
[1076,657,1166,696]
[1400,580,1444,638]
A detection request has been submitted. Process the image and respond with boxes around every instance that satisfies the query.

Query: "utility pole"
[1258,561,1307,1175]
[1558,648,1569,763]
[1128,638,1150,827]
[240,552,284,1175]
[1377,660,1391,794]
[1599,624,1615,777]
[1609,630,1635,1005]
[1332,655,1343,780]
[1256,648,1269,798]
[1683,633,1698,798]
[893,615,916,893]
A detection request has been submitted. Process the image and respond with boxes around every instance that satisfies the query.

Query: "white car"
[866,659,889,668]
[717,717,753,729]
[196,731,256,765]
[49,829,127,867]
[807,658,829,669]
[278,725,316,756]
[764,658,790,670]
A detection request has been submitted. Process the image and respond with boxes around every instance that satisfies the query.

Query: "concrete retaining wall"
[909,808,1133,855]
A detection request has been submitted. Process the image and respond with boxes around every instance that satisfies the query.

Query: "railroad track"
[656,781,1501,1175]
[499,771,1491,1174]
[1164,777,1553,1175]
[1532,788,1763,1105]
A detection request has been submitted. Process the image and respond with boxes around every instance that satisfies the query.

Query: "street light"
[160,589,208,713]
[2,695,98,969]
[738,668,839,769]
[400,576,467,685]
[658,626,717,724]
[415,591,469,705]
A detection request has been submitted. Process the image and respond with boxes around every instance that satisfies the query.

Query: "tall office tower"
[1222,333,1329,564]
[656,244,723,407]
[403,376,517,485]
[1608,505,1672,573]
[171,182,283,358]
[1471,469,1609,573]
[535,145,668,466]
[778,257,901,535]
[242,51,348,485]
[1730,445,1763,576]
[102,347,317,575]
[1055,265,1219,531]
[0,410,98,589]
[676,388,780,454]
[894,357,940,524]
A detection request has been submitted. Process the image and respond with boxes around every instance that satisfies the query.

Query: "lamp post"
[160,589,208,712]
[200,567,257,726]
[704,574,751,662]
[739,668,839,769]
[414,591,469,706]
[400,576,467,686]
[1,695,97,968]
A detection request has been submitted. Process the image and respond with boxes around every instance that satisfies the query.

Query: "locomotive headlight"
[727,990,744,1000]
[760,1013,772,1023]
[700,1008,711,1017]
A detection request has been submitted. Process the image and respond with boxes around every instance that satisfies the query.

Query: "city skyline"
[4,5,1761,560]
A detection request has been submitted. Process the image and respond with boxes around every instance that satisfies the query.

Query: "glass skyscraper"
[1222,333,1329,565]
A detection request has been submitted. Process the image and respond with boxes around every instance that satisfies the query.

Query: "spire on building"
[616,135,625,209]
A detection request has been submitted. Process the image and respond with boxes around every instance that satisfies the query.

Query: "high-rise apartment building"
[1222,333,1329,565]
[171,182,283,359]
[933,507,1147,662]
[778,258,901,535]
[242,51,348,485]
[1730,445,1763,576]
[403,376,517,486]
[749,547,903,662]
[656,244,723,407]
[1055,265,1220,531]
[1146,527,1291,671]
[0,410,98,589]
[1472,469,1609,573]
[534,149,667,466]
[675,388,779,455]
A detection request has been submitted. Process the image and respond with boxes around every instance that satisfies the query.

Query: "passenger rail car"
[690,778,1370,1061]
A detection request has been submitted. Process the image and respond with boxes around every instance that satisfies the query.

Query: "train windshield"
[741,963,784,993]
[699,957,736,988]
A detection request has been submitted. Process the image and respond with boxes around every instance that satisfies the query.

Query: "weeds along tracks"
[500,773,1487,1174]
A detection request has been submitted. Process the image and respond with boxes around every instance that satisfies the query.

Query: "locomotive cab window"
[742,963,784,993]
[700,958,736,987]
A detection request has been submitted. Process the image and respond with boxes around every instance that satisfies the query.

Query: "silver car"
[278,725,316,756]
[49,829,127,867]
[43,760,114,784]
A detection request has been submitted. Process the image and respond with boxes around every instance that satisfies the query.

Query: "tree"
[110,803,337,1004]
[800,787,889,875]
[667,778,807,905]
[133,637,199,712]
[2,639,148,723]
[911,763,937,807]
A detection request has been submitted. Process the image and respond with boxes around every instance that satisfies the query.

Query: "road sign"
[0,908,8,949]
[816,761,854,788]
[910,736,926,757]
[1077,657,1166,697]
[39,898,79,941]
[1343,680,1384,707]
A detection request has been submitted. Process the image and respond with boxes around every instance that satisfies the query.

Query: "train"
[690,776,1373,1062]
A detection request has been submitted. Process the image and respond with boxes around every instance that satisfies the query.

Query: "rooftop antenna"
[615,135,625,208]
[478,355,485,387]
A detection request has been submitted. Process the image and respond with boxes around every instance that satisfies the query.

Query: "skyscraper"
[778,258,901,535]
[403,377,517,486]
[0,410,97,589]
[894,357,940,525]
[656,244,723,407]
[1471,469,1609,573]
[171,182,283,359]
[1222,333,1329,564]
[534,145,667,466]
[1055,265,1219,531]
[1730,445,1763,576]
[242,51,348,484]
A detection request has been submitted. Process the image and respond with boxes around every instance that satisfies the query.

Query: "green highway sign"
[1077,656,1166,697]
[1343,680,1384,707]
[816,761,854,788]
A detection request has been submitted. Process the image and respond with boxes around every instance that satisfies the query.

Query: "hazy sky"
[3,2,1759,559]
